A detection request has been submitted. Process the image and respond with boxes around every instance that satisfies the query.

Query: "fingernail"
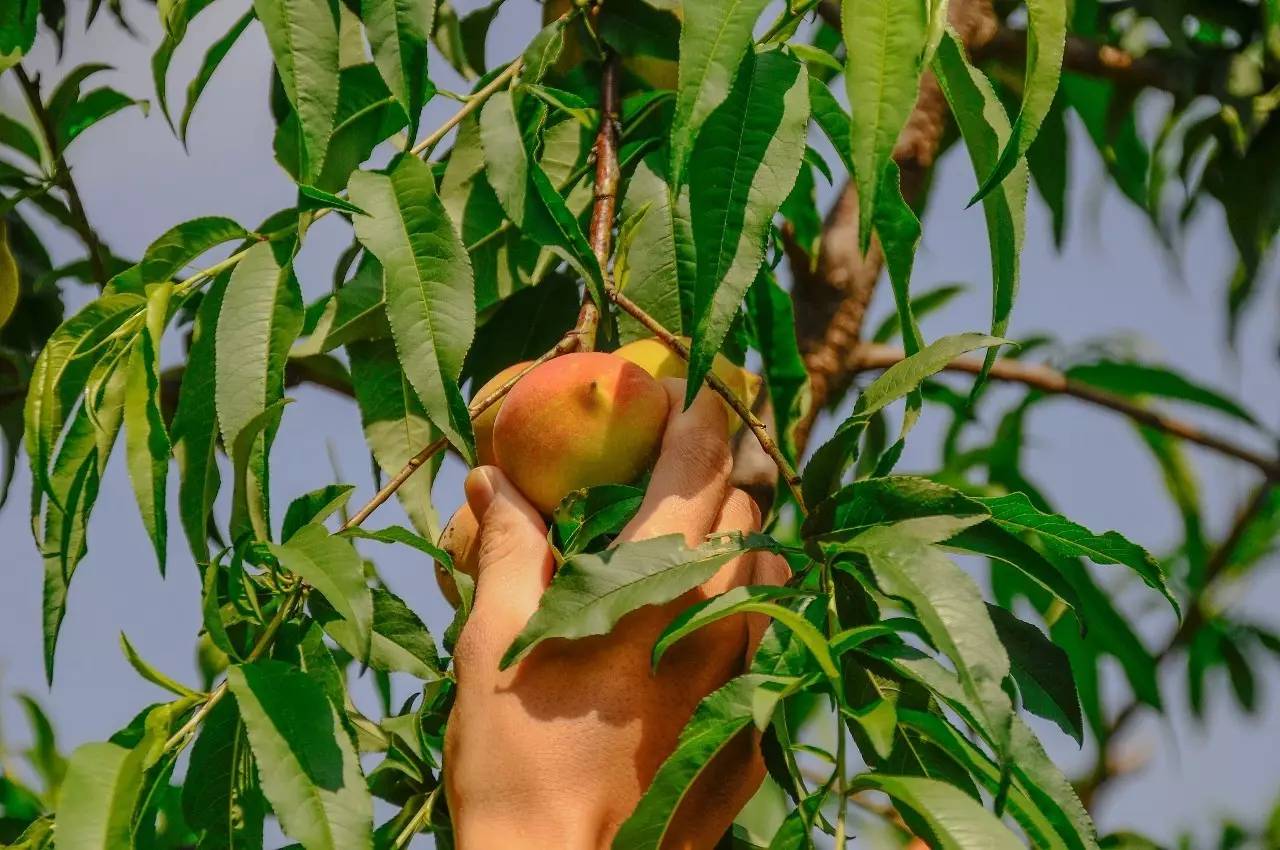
[464,466,498,517]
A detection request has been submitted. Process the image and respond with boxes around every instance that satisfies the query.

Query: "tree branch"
[13,65,111,288]
[851,343,1280,479]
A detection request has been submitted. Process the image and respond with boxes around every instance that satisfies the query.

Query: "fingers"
[465,466,554,625]
[744,553,793,665]
[618,379,733,547]
[701,488,762,599]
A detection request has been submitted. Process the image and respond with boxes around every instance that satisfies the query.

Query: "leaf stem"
[607,285,808,513]
[13,65,111,288]
[393,787,440,849]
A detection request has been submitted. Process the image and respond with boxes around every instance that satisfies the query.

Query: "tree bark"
[790,0,998,454]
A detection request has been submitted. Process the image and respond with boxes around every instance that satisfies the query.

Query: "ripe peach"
[491,352,669,514]
[471,361,533,467]
[614,337,762,433]
[434,504,480,608]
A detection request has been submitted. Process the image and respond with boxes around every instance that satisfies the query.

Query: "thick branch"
[852,343,1280,479]
[13,65,110,287]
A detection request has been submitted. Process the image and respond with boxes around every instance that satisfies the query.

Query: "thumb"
[465,466,554,628]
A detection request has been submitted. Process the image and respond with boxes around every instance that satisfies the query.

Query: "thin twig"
[851,343,1280,480]
[608,285,808,513]
[13,65,110,287]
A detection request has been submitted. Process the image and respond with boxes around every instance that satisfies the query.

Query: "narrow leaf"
[348,155,477,462]
[848,775,1023,849]
[686,48,808,407]
[254,0,341,182]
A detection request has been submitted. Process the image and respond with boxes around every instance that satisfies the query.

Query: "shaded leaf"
[178,9,255,143]
[847,774,1023,849]
[226,661,373,850]
[313,587,441,680]
[362,0,436,140]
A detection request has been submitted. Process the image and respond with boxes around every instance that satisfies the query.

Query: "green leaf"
[612,674,792,849]
[178,9,255,143]
[0,219,18,330]
[804,475,988,546]
[1062,75,1147,210]
[986,605,1082,745]
[54,741,148,850]
[274,64,409,193]
[848,775,1023,849]
[686,48,808,407]
[254,0,341,182]
[478,89,605,306]
[1026,90,1068,248]
[669,0,771,187]
[747,271,807,463]
[313,586,441,680]
[298,184,368,216]
[226,661,373,850]
[430,0,501,81]
[932,32,1027,391]
[897,711,1086,850]
[25,293,143,508]
[172,272,227,562]
[151,0,220,129]
[553,484,645,558]
[123,286,172,572]
[136,217,249,285]
[844,526,1014,757]
[840,0,928,250]
[348,154,477,463]
[871,283,966,344]
[281,484,355,541]
[0,0,38,73]
[1065,360,1259,426]
[0,112,40,165]
[652,586,827,674]
[119,633,200,699]
[501,532,777,669]
[362,0,435,141]
[877,653,1097,850]
[40,368,127,681]
[268,523,373,663]
[215,241,302,541]
[347,339,442,539]
[55,88,146,150]
[945,521,1084,618]
[229,400,292,543]
[183,696,265,850]
[802,333,1004,505]
[617,155,690,343]
[980,491,1177,612]
[969,0,1066,203]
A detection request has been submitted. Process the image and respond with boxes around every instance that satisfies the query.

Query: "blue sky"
[0,1,1277,845]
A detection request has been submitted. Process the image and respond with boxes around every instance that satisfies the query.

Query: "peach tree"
[1,0,1278,847]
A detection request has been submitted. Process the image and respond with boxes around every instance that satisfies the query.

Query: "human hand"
[444,381,789,850]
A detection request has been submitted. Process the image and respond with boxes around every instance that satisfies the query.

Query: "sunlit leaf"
[268,523,373,663]
[349,154,477,462]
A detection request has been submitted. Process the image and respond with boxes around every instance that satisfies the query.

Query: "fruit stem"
[606,285,808,514]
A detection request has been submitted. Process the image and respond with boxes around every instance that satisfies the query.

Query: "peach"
[491,352,669,514]
[614,337,762,434]
[434,504,480,608]
[471,361,533,467]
